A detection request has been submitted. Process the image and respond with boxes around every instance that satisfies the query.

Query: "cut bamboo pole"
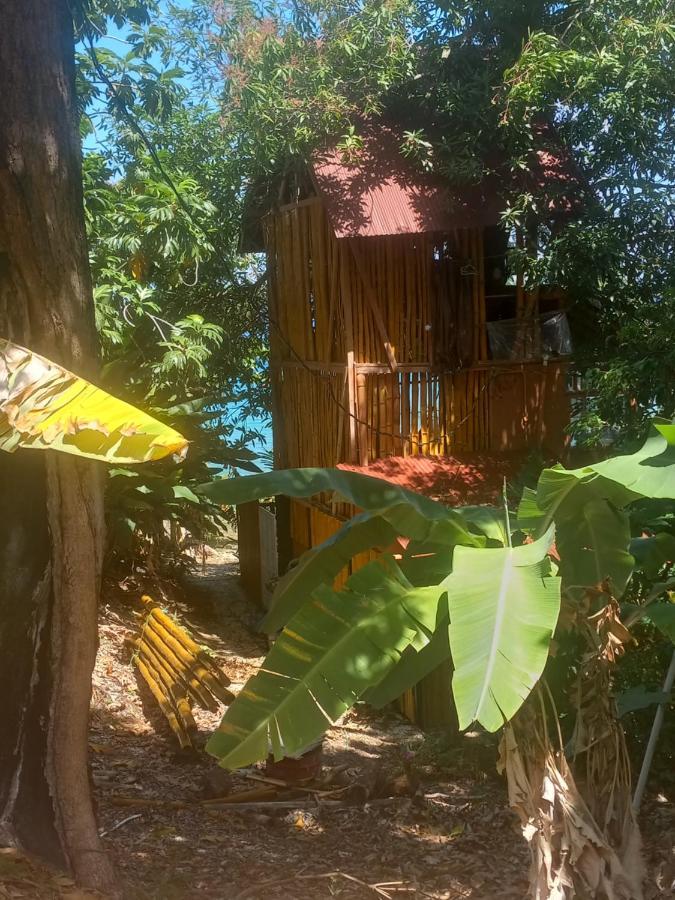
[144,617,231,706]
[142,597,232,692]
[134,640,198,736]
[140,623,219,712]
[135,657,192,749]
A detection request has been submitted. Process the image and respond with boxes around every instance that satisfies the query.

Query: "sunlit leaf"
[446,526,561,732]
[0,339,187,463]
[206,558,446,769]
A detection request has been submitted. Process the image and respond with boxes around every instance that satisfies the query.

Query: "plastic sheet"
[486,311,572,361]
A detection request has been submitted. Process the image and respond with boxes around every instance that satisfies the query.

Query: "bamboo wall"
[262,196,569,729]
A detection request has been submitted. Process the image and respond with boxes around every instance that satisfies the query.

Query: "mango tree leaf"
[0,339,187,463]
[206,558,446,769]
[558,499,634,597]
[446,525,561,732]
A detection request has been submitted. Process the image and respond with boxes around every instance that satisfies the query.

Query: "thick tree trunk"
[0,0,115,891]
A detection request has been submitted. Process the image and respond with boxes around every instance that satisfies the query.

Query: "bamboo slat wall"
[266,199,482,370]
[261,196,569,728]
[265,198,568,471]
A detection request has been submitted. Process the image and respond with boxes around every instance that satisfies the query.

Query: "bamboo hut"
[239,123,575,727]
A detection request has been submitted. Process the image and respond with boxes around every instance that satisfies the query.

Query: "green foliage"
[75,1,270,568]
[206,557,445,768]
[500,2,675,442]
[445,526,560,732]
[203,419,675,770]
[179,0,675,444]
[179,0,415,178]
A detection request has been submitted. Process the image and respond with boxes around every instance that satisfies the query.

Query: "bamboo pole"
[142,598,232,690]
[135,657,192,749]
[348,240,398,371]
[144,617,232,706]
[633,649,675,813]
[141,624,219,713]
[134,639,198,735]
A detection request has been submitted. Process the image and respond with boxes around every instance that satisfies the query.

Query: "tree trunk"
[0,0,115,891]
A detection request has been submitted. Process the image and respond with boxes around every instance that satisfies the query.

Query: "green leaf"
[446,525,561,732]
[455,505,510,544]
[616,684,671,717]
[536,421,675,529]
[516,486,545,530]
[199,469,481,546]
[646,602,675,643]
[630,532,675,577]
[206,558,446,769]
[201,467,482,548]
[363,596,451,709]
[558,499,634,597]
[262,512,398,632]
[598,422,675,499]
[171,485,202,503]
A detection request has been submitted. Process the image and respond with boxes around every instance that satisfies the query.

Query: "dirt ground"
[1,545,671,899]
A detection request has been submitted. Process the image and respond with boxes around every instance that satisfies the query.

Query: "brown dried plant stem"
[501,597,643,900]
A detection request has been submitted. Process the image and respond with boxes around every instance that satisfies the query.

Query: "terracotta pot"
[265,742,323,783]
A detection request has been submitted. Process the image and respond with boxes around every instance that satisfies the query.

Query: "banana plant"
[0,338,187,463]
[201,421,675,772]
[200,427,675,900]
[200,467,562,766]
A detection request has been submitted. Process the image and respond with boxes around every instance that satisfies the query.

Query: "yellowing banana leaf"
[0,339,187,463]
[446,525,561,732]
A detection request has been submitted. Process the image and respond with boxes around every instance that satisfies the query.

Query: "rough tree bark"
[0,0,115,891]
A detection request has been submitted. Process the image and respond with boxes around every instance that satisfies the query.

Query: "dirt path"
[87,546,673,900]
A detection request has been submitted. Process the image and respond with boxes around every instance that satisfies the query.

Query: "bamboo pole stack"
[130,595,234,749]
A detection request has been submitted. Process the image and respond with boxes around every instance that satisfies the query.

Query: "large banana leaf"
[0,339,187,463]
[200,467,482,549]
[206,558,446,769]
[262,505,496,633]
[262,511,399,632]
[363,596,451,709]
[535,421,675,530]
[446,525,561,732]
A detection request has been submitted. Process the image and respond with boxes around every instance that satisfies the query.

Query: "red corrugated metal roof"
[337,453,524,507]
[311,125,499,239]
[311,123,581,239]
